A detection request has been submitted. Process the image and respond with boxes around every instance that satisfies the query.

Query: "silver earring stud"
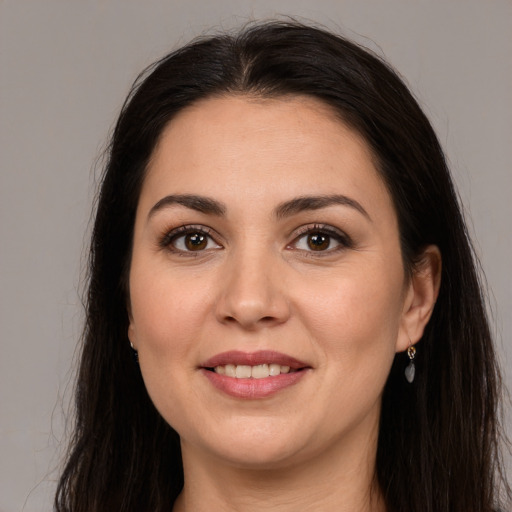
[405,345,416,383]
[129,341,139,363]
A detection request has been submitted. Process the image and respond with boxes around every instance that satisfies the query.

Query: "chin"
[184,418,314,470]
[210,443,304,470]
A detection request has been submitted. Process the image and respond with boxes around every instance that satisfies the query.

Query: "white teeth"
[215,365,226,375]
[235,365,252,378]
[269,363,281,376]
[251,364,269,379]
[225,364,236,377]
[213,363,295,378]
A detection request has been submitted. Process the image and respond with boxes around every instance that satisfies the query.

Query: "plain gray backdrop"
[1,1,511,510]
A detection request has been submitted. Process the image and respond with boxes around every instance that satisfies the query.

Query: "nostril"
[221,313,282,328]
[216,291,291,328]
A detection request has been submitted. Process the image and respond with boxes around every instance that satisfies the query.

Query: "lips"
[201,350,308,369]
[200,350,311,399]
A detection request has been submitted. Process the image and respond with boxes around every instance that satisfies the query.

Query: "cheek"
[301,266,403,424]
[129,273,211,429]
[299,262,404,368]
[129,265,213,362]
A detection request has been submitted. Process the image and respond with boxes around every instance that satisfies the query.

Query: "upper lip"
[201,350,310,370]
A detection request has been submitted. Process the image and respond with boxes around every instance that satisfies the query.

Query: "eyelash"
[159,223,353,256]
[159,225,221,255]
[289,224,353,255]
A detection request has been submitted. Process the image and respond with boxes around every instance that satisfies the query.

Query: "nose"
[215,247,291,330]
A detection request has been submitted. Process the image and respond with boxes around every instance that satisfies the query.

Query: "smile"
[200,350,310,399]
[210,364,293,378]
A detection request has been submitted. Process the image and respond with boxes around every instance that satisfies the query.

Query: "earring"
[130,341,139,364]
[405,345,416,383]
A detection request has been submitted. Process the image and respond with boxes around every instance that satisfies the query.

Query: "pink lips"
[200,350,311,399]
[201,350,308,369]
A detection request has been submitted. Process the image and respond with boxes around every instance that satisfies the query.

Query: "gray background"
[1,1,511,510]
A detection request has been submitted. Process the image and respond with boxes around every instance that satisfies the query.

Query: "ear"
[396,245,442,353]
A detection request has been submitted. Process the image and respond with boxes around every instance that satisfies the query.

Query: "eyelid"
[287,223,353,252]
[158,222,352,255]
[159,224,223,252]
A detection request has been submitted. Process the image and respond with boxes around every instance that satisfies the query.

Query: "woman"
[55,21,510,511]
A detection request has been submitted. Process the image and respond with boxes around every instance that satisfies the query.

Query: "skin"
[128,95,441,511]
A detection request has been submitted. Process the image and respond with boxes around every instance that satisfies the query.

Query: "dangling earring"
[130,341,139,364]
[405,344,416,383]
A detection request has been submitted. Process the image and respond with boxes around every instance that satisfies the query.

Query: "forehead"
[141,95,392,219]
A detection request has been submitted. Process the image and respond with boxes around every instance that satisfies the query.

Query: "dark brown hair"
[55,21,510,512]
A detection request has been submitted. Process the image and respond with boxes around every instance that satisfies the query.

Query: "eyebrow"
[274,195,371,221]
[148,193,371,221]
[148,194,226,219]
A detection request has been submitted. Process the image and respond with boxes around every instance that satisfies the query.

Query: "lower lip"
[201,369,308,399]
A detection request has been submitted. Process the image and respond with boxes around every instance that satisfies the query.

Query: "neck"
[173,420,386,512]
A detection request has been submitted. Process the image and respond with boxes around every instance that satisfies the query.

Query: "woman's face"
[128,95,419,469]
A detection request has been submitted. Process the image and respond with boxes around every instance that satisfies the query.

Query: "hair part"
[56,20,510,512]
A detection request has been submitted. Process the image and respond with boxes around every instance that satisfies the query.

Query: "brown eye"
[165,227,222,253]
[290,225,350,254]
[184,232,207,251]
[307,233,330,251]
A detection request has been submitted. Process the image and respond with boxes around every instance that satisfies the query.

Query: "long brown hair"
[55,21,510,511]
